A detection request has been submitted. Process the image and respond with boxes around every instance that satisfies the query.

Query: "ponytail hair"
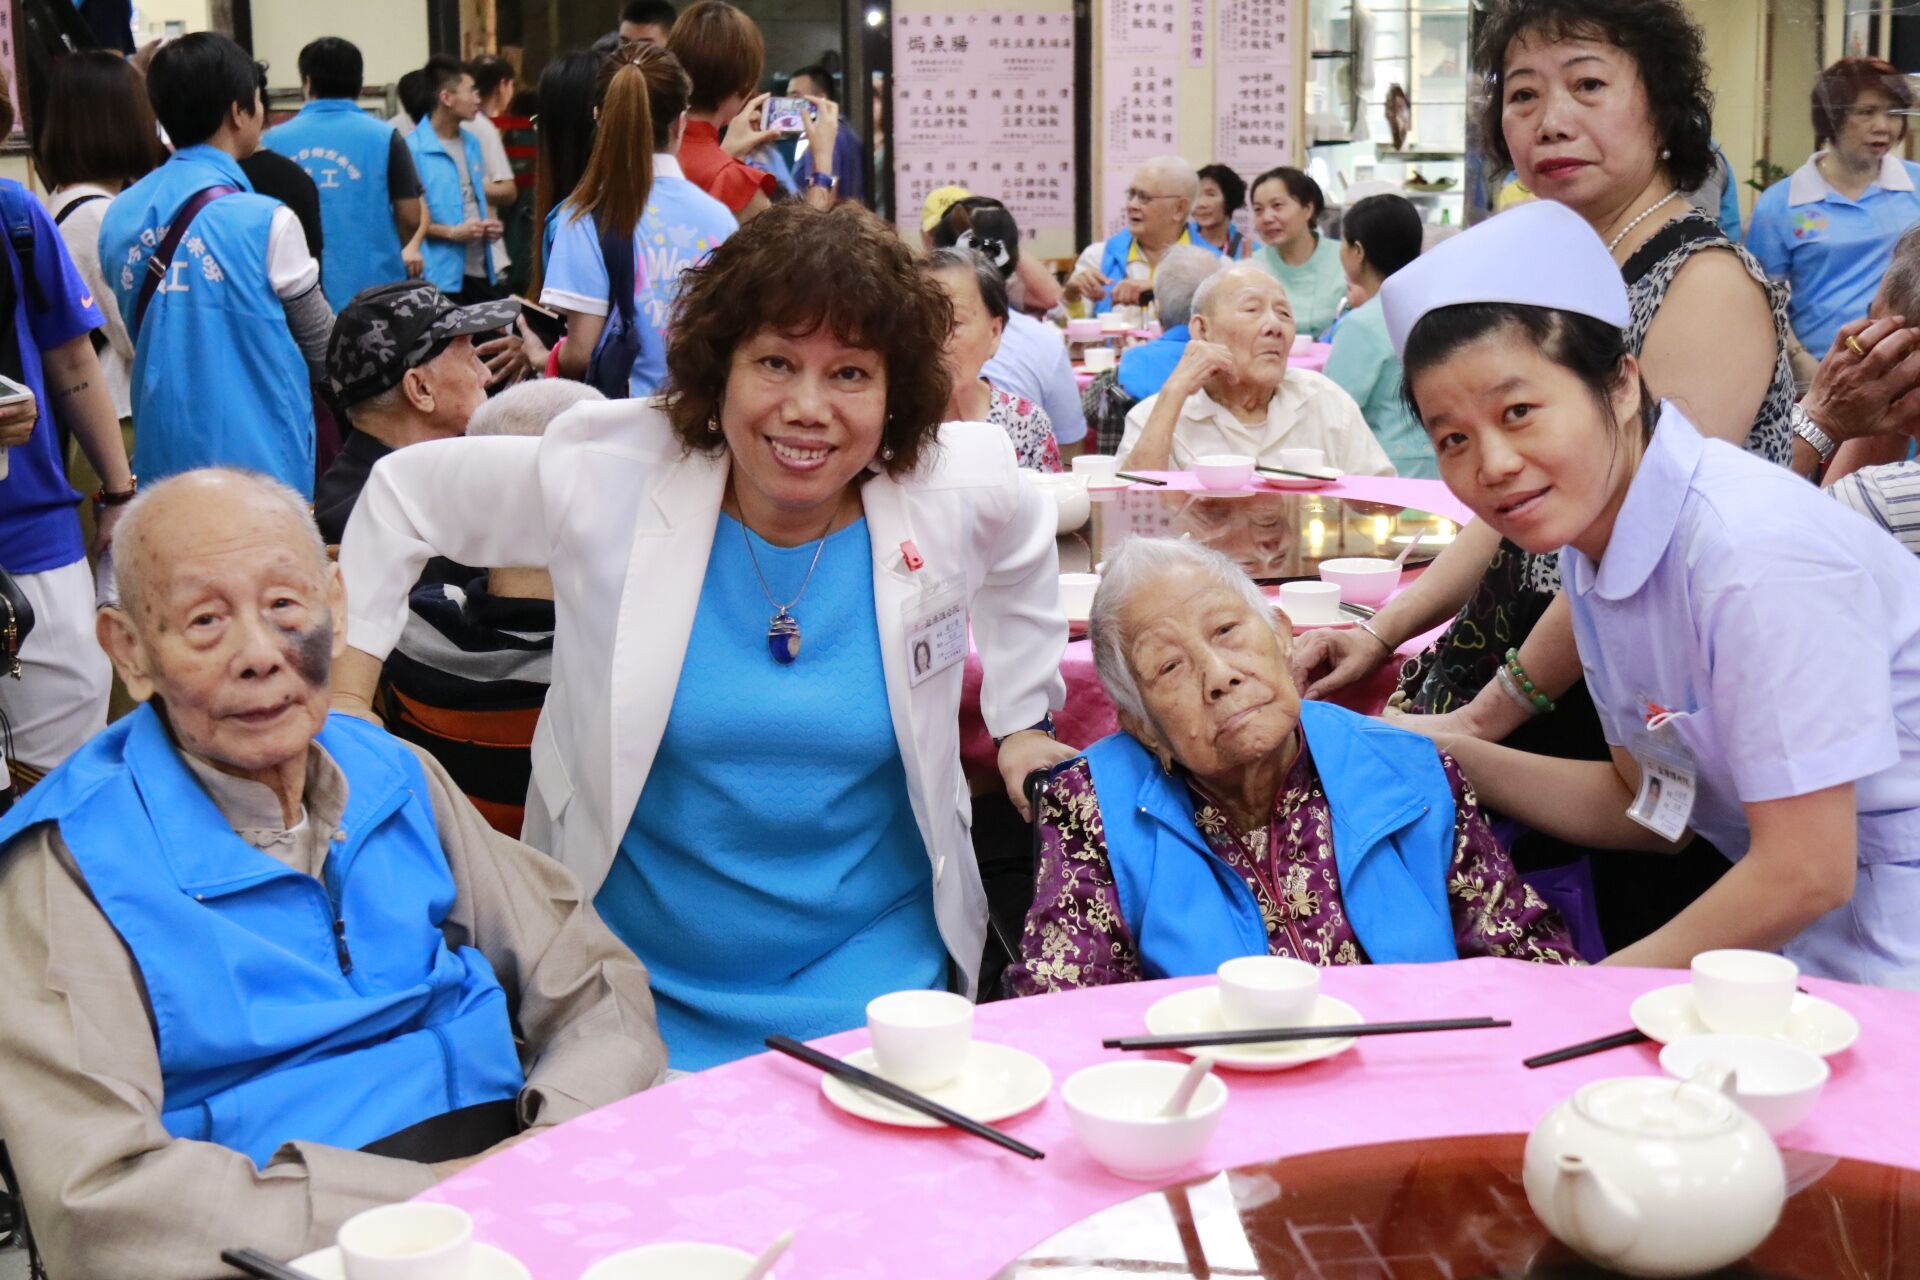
[568,60,656,245]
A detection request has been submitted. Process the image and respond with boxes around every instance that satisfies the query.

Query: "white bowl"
[1317,556,1402,606]
[1062,1060,1228,1180]
[1059,571,1101,622]
[1659,1034,1830,1136]
[580,1243,768,1280]
[1192,453,1255,491]
[337,1203,472,1280]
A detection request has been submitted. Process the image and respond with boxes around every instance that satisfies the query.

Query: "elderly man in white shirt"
[1119,262,1394,475]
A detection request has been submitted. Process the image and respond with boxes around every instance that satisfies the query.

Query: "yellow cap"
[920,185,973,234]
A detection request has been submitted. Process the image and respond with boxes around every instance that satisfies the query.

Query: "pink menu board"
[1097,54,1179,234]
[892,9,1077,245]
[1213,0,1293,176]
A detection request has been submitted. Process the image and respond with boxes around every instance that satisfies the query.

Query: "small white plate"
[1628,983,1860,1057]
[290,1243,531,1280]
[821,1041,1052,1128]
[1084,477,1135,492]
[1289,614,1357,631]
[1142,988,1362,1072]
[1255,469,1343,490]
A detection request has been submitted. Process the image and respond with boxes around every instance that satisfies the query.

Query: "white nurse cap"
[1380,199,1631,356]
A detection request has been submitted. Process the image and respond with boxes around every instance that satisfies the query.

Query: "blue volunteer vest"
[406,124,496,294]
[0,706,525,1167]
[264,99,407,310]
[1093,224,1221,315]
[99,144,315,496]
[1082,700,1459,977]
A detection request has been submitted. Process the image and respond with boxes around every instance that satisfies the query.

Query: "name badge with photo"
[1625,704,1699,843]
[905,578,968,687]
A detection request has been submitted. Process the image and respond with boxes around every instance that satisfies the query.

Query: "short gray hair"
[1190,261,1284,324]
[1153,247,1223,328]
[468,379,607,437]
[1880,224,1920,323]
[1137,155,1200,202]
[1088,536,1276,729]
[113,468,327,610]
[922,247,1010,323]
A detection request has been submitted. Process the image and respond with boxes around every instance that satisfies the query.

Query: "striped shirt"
[1831,460,1920,557]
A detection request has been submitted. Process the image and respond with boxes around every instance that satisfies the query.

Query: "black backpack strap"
[132,185,237,335]
[597,215,636,326]
[0,185,44,316]
[52,193,106,227]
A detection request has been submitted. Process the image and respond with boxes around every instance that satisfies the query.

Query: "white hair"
[113,468,328,611]
[1088,536,1276,729]
[1137,155,1201,203]
[1152,246,1222,328]
[467,378,607,438]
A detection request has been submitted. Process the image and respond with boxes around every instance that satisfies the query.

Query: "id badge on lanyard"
[1624,701,1699,842]
[905,573,968,687]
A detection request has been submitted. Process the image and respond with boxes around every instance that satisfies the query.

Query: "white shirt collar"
[1787,150,1915,206]
[653,153,686,180]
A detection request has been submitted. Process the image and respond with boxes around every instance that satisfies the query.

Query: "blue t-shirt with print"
[541,173,733,397]
[0,182,106,574]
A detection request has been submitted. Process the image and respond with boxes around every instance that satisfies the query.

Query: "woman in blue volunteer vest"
[99,33,319,497]
[406,59,499,302]
[263,36,425,311]
[1007,537,1576,995]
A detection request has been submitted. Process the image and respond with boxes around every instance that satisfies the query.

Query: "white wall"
[252,0,430,91]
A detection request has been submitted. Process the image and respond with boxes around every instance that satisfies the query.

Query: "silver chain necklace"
[738,512,835,664]
[1606,191,1679,253]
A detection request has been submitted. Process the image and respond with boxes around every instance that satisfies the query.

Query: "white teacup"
[1277,580,1342,626]
[1692,949,1798,1036]
[866,989,973,1089]
[1059,571,1101,620]
[1277,446,1327,475]
[579,1243,768,1280]
[338,1203,473,1280]
[1072,454,1121,479]
[1216,955,1321,1031]
[1082,345,1117,372]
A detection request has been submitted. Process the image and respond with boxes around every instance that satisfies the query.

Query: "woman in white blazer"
[336,203,1072,1069]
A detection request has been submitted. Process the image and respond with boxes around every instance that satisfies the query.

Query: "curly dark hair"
[664,202,954,474]
[1471,0,1715,193]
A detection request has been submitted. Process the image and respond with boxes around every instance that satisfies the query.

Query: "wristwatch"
[1790,402,1837,465]
[94,475,138,506]
[994,713,1056,747]
[805,172,837,192]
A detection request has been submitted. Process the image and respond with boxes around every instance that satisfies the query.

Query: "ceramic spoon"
[1158,1055,1216,1117]
[742,1230,795,1280]
[1394,530,1427,567]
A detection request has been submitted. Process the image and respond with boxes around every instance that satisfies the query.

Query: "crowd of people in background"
[2,0,1920,1273]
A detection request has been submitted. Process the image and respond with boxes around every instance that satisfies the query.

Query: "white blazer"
[339,401,1068,997]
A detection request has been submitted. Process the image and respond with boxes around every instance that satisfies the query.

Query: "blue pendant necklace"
[739,513,833,665]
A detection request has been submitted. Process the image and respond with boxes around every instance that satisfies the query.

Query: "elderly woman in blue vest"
[406,59,500,304]
[1064,156,1223,316]
[99,33,330,497]
[0,470,665,1279]
[263,36,428,310]
[1008,537,1575,994]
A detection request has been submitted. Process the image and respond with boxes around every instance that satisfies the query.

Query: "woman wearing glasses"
[1748,57,1920,359]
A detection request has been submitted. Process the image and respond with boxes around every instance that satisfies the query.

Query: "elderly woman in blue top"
[1748,57,1920,360]
[1064,156,1223,316]
[1383,199,1920,986]
[1325,193,1436,477]
[1009,537,1575,993]
[335,202,1074,1069]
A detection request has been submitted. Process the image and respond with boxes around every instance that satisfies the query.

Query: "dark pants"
[454,275,504,306]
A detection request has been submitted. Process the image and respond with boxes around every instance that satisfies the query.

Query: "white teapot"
[1523,1072,1786,1277]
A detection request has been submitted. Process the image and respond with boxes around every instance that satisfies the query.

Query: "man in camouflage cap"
[314,281,518,544]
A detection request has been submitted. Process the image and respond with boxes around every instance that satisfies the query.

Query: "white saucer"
[1142,988,1362,1071]
[1084,477,1134,492]
[1255,469,1343,490]
[290,1243,531,1280]
[822,1041,1052,1128]
[1289,614,1357,631]
[1628,983,1860,1057]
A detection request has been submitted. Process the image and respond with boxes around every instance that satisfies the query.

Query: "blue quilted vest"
[1093,225,1222,315]
[0,706,525,1166]
[263,99,407,310]
[1082,700,1459,976]
[98,144,315,495]
[406,124,496,294]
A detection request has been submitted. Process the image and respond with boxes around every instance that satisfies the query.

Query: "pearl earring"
[880,445,896,461]
[708,414,723,435]
[1660,147,1672,160]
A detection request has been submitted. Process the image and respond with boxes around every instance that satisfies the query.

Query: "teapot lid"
[1573,1076,1741,1138]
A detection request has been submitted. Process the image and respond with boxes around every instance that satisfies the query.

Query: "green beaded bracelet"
[1504,648,1557,714]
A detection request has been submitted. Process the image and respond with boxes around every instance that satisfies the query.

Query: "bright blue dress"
[595,514,946,1069]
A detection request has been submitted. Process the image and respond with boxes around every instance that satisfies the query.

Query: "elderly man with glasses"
[1065,156,1222,315]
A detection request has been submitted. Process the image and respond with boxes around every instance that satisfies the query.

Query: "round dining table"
[417,960,1915,1279]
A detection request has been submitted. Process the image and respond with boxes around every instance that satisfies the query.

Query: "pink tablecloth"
[421,962,1916,1279]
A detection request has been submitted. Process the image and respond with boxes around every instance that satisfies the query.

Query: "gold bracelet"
[1356,619,1394,655]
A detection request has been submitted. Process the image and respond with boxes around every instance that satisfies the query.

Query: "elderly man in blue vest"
[100,33,335,499]
[0,469,667,1279]
[1063,156,1222,317]
[263,36,429,309]
[1008,538,1576,995]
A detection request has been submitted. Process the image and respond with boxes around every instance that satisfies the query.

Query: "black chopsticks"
[1522,1028,1650,1069]
[1115,471,1167,486]
[1255,464,1337,482]
[765,1034,1045,1160]
[1104,1016,1509,1052]
[220,1249,321,1280]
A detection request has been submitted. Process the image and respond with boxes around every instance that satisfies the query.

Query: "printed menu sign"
[1213,0,1293,174]
[892,9,1077,242]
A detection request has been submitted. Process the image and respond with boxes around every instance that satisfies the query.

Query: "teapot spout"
[1553,1153,1641,1263]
